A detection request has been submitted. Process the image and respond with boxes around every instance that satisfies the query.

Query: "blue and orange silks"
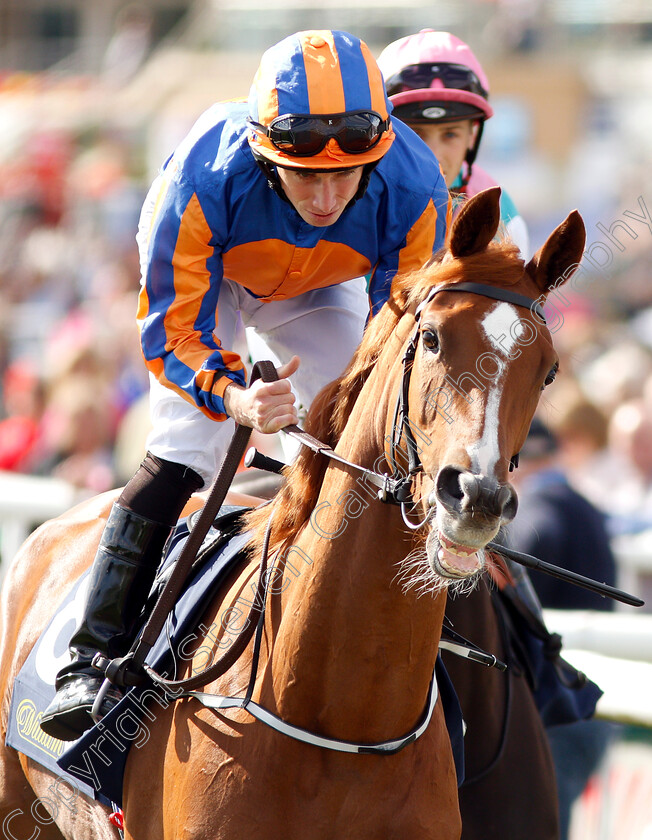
[137,34,450,423]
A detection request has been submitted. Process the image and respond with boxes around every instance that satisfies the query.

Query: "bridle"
[276,282,547,531]
[387,281,547,510]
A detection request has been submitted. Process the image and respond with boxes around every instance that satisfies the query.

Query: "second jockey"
[378,29,529,258]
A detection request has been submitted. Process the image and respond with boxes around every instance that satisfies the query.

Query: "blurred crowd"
[536,269,652,540]
[0,121,151,494]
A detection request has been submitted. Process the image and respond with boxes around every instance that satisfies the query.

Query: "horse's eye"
[422,328,440,353]
[543,362,559,388]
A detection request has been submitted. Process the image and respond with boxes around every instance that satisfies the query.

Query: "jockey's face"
[277,166,363,227]
[409,120,478,188]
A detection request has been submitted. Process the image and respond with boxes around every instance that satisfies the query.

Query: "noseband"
[388,282,547,491]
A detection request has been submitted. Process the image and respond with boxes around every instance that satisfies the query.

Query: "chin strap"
[253,153,293,205]
[349,159,380,205]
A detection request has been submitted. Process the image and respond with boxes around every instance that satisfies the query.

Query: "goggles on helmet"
[385,62,488,100]
[248,110,391,158]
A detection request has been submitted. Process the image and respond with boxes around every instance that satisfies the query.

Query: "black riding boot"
[40,503,174,741]
[40,452,203,741]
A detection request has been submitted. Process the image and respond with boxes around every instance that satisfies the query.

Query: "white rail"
[544,610,652,728]
[0,470,80,577]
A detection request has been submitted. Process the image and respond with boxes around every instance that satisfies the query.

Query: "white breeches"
[146,276,368,487]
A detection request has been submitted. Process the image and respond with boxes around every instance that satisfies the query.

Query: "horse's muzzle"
[433,465,518,524]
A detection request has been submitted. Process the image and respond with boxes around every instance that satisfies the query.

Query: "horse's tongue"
[438,537,480,574]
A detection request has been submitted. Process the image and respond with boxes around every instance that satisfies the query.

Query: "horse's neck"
[263,375,445,740]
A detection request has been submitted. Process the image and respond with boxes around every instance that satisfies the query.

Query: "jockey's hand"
[223,356,300,433]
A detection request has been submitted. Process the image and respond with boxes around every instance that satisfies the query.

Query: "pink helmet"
[377,30,494,125]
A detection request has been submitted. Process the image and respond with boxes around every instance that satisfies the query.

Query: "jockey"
[377,29,529,257]
[41,29,451,741]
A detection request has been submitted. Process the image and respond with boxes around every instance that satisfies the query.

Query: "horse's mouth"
[426,530,485,579]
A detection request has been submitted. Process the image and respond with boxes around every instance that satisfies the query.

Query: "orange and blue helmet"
[248,30,395,170]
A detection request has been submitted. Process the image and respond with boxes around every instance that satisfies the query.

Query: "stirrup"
[92,651,148,688]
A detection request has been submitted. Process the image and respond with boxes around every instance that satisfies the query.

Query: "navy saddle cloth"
[8,505,465,806]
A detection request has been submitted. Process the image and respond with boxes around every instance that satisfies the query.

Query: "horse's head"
[391,187,585,585]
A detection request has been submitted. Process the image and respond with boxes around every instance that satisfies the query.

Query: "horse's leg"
[455,671,559,840]
[0,748,73,840]
[18,756,118,840]
[0,749,118,840]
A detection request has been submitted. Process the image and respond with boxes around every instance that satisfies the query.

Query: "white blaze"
[468,385,502,476]
[467,303,521,475]
[482,302,524,356]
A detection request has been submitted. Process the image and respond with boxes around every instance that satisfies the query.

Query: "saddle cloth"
[8,505,465,807]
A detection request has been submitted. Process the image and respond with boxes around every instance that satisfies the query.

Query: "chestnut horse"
[0,188,585,840]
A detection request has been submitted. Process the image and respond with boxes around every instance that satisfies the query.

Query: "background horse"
[0,187,585,840]
[444,580,560,839]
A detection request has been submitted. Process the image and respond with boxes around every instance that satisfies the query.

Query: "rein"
[93,360,281,702]
[281,425,413,505]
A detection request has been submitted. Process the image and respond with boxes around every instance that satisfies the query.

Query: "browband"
[417,281,547,324]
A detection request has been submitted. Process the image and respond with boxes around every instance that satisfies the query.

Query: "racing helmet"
[377,30,493,168]
[248,30,395,179]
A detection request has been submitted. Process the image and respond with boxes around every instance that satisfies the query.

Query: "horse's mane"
[243,240,524,555]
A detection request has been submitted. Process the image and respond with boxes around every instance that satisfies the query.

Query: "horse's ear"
[448,186,502,258]
[525,210,586,294]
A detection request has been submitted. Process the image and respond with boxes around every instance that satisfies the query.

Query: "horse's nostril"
[435,466,467,513]
[437,466,464,502]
